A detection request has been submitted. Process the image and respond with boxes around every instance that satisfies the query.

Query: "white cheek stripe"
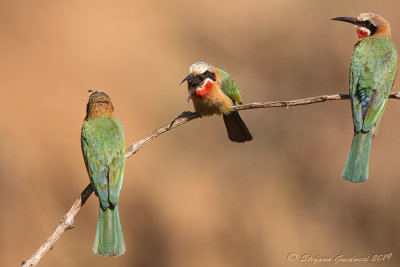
[355,25,371,35]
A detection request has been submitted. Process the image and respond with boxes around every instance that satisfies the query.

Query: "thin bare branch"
[22,91,400,266]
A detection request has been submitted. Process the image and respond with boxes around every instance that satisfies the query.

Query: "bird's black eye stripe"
[187,70,217,88]
[360,20,377,35]
[201,70,216,81]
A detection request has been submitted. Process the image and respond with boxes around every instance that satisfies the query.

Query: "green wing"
[350,36,397,133]
[81,117,125,209]
[217,68,242,104]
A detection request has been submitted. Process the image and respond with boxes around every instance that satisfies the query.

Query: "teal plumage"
[333,13,397,183]
[81,91,126,256]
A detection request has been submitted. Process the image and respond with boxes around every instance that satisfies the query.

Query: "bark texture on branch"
[22,92,400,266]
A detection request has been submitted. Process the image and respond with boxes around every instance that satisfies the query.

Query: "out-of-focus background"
[1,0,400,266]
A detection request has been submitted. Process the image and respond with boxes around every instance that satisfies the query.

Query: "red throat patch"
[194,80,213,97]
[356,29,369,38]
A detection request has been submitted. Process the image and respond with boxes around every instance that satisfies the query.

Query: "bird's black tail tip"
[223,111,253,143]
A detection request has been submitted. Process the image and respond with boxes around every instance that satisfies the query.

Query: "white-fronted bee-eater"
[332,13,397,183]
[181,62,253,142]
[81,91,126,255]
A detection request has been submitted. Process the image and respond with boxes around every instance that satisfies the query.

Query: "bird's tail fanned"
[223,111,253,142]
[342,132,371,183]
[93,205,126,256]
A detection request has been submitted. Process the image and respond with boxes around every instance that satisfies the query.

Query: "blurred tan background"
[1,0,400,266]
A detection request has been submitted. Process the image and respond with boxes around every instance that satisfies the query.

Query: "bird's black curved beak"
[180,73,197,103]
[180,73,194,85]
[186,86,197,103]
[331,17,359,25]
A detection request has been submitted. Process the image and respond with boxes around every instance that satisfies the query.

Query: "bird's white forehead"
[189,62,212,75]
[357,12,376,21]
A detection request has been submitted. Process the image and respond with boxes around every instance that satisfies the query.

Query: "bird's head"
[331,12,391,40]
[180,62,217,102]
[85,90,114,120]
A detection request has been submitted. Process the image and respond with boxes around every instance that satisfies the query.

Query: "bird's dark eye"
[199,71,209,80]
[361,19,377,35]
[201,70,216,81]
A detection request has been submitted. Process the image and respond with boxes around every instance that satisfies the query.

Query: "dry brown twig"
[22,92,400,266]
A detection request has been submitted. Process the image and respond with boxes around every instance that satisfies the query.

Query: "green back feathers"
[217,68,242,104]
[343,35,396,183]
[81,116,125,209]
[350,36,397,132]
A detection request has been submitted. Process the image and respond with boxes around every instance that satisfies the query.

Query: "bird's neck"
[355,33,391,47]
[85,104,113,120]
[375,25,391,38]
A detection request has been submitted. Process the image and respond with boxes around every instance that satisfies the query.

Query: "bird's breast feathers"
[191,81,233,115]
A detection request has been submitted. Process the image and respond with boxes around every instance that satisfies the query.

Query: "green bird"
[180,62,253,142]
[332,13,397,183]
[81,91,126,256]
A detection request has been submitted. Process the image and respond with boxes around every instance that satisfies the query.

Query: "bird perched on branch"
[181,62,253,142]
[81,90,126,255]
[332,13,397,183]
